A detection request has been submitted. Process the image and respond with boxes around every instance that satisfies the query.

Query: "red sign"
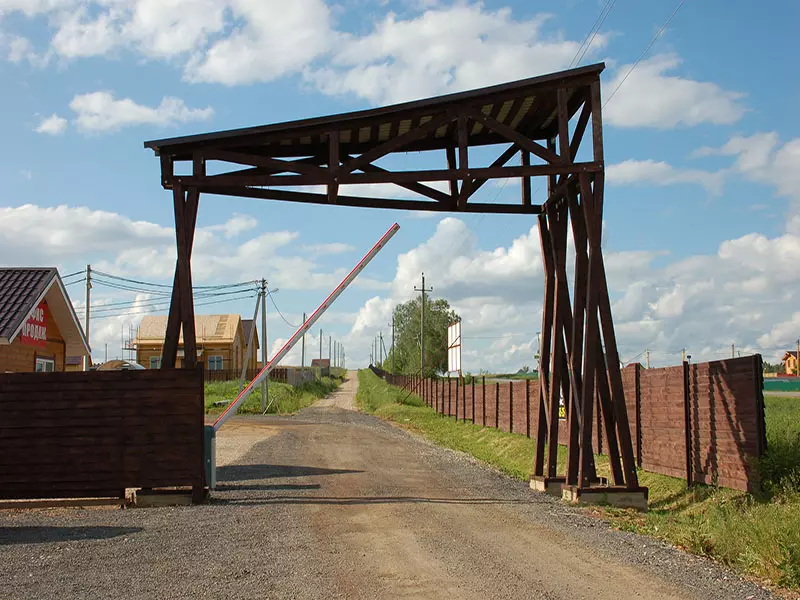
[20,301,47,348]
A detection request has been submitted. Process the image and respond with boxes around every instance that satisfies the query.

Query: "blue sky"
[1,0,799,370]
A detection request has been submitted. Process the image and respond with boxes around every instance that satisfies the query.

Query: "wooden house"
[781,351,798,376]
[135,314,258,375]
[0,268,90,372]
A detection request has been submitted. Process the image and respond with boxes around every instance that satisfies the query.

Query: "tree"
[382,295,459,377]
[763,361,782,374]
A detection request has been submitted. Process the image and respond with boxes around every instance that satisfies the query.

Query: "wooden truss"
[145,62,644,493]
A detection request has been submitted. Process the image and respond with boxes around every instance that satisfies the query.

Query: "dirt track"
[0,372,773,599]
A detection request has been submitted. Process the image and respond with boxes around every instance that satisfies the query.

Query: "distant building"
[781,351,798,376]
[0,268,90,373]
[135,314,259,373]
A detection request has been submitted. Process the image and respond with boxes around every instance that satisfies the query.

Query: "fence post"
[455,377,460,420]
[526,379,531,438]
[471,377,476,424]
[462,376,466,423]
[509,382,514,433]
[635,363,642,466]
[482,376,486,426]
[495,382,500,429]
[683,360,693,487]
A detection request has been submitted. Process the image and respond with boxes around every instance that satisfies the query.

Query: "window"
[35,357,55,372]
[208,356,223,371]
[150,356,162,369]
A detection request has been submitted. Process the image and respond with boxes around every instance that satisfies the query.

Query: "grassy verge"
[357,369,800,591]
[205,376,342,415]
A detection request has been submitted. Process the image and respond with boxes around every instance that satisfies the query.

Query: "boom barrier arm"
[213,222,400,431]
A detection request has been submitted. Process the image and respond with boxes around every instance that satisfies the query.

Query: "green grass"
[205,376,342,415]
[357,370,800,591]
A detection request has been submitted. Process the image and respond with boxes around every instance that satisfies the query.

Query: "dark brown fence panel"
[639,365,688,480]
[689,357,765,491]
[0,368,204,500]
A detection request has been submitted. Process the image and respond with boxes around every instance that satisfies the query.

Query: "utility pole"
[104,343,108,363]
[319,329,322,361]
[645,348,651,369]
[379,331,384,366]
[391,314,395,376]
[731,343,735,359]
[414,272,433,378]
[260,279,268,412]
[328,335,332,365]
[84,264,91,370]
[301,312,306,377]
[681,348,687,363]
[796,338,799,376]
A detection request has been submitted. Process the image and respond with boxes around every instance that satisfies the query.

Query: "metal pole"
[261,279,267,412]
[301,312,306,377]
[391,314,395,376]
[84,264,91,370]
[319,329,323,361]
[329,335,332,365]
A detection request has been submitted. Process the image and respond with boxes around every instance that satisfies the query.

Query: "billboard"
[447,320,462,374]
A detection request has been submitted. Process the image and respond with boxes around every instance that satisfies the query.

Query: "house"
[781,351,798,376]
[311,358,330,377]
[0,268,90,372]
[135,314,258,373]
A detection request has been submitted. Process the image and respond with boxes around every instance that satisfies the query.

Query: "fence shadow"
[0,526,142,545]
[216,464,363,482]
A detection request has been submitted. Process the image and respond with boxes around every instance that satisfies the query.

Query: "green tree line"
[380,295,459,378]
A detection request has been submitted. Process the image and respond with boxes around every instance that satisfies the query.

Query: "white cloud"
[308,5,607,104]
[301,242,356,256]
[203,214,258,238]
[69,91,213,133]
[604,54,746,129]
[34,113,68,135]
[184,0,333,85]
[695,132,800,203]
[607,159,724,195]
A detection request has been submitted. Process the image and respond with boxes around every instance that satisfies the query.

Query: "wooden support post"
[457,114,470,210]
[534,213,555,477]
[162,185,200,369]
[522,151,532,207]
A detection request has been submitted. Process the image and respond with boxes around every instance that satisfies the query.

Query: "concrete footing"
[562,484,649,512]
[130,489,194,508]
[529,476,566,496]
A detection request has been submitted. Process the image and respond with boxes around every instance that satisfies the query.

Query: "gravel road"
[0,371,775,599]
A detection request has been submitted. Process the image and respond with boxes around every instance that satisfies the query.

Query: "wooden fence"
[375,355,766,492]
[0,368,205,501]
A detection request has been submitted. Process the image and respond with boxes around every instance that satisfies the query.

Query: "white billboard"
[447,320,462,374]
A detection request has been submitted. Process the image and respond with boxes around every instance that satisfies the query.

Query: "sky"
[1,0,799,372]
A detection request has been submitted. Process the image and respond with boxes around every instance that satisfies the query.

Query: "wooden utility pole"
[414,273,433,378]
[260,279,268,412]
[84,264,92,370]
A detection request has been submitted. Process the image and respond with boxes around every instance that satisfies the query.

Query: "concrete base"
[131,489,194,508]
[530,476,566,496]
[0,497,124,510]
[562,484,649,512]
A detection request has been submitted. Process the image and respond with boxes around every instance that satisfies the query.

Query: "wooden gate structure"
[144,62,647,506]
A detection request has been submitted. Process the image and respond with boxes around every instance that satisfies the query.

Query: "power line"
[92,270,258,291]
[61,270,84,279]
[267,292,301,328]
[569,0,617,68]
[64,277,86,287]
[90,287,259,315]
[92,292,258,321]
[604,0,688,107]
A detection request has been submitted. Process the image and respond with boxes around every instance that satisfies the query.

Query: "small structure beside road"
[0,267,90,372]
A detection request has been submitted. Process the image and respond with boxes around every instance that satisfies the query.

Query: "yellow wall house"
[0,268,90,373]
[782,351,799,375]
[135,314,259,374]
